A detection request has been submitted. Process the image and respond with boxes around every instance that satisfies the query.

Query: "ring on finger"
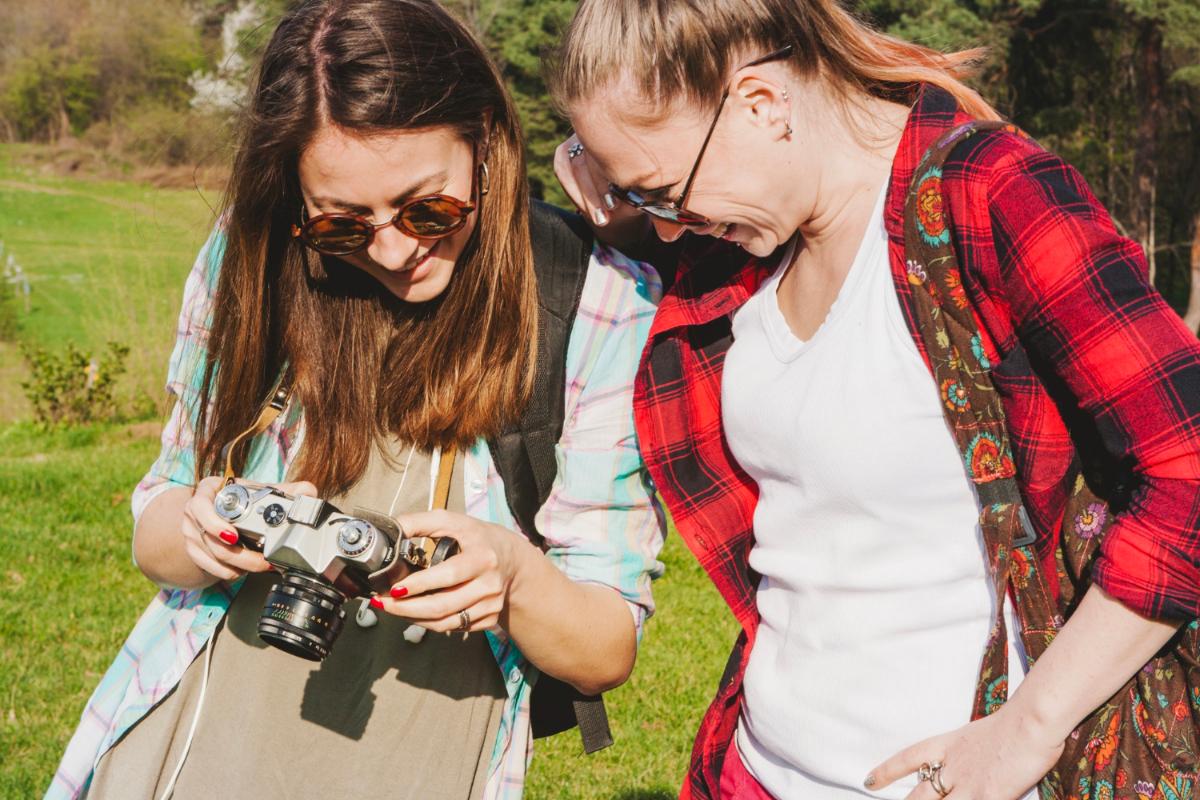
[567,142,585,160]
[456,609,472,632]
[929,767,950,798]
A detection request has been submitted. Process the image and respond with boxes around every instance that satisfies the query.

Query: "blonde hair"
[549,0,1000,122]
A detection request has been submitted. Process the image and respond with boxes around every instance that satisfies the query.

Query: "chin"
[376,257,456,303]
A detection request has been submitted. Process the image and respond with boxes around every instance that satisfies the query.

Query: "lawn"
[0,149,739,798]
[0,144,220,423]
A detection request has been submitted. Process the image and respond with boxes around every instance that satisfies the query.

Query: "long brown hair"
[549,0,1000,122]
[196,0,538,493]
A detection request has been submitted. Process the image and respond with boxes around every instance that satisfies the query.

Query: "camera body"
[213,483,457,661]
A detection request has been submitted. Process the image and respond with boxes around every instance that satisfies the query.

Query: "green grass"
[0,143,219,422]
[0,154,739,797]
[0,420,738,798]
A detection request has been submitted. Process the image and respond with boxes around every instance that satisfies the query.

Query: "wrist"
[1004,685,1078,746]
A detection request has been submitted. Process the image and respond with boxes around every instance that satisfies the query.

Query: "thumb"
[275,480,319,498]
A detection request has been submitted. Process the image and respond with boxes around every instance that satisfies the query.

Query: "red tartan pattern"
[632,85,1200,800]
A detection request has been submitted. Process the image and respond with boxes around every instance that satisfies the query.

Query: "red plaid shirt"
[632,85,1200,800]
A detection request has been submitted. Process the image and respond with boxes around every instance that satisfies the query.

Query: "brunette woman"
[48,2,663,798]
[552,1,1200,799]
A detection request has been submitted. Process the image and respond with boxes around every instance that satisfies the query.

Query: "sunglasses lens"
[399,197,469,238]
[304,217,372,255]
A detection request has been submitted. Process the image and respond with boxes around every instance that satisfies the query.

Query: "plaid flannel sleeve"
[981,139,1200,620]
[130,228,226,526]
[533,245,667,636]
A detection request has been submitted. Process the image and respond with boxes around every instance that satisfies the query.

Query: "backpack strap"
[903,120,1063,721]
[487,200,614,754]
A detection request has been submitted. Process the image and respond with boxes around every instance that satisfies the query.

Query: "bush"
[0,285,18,342]
[20,340,130,426]
[106,103,233,167]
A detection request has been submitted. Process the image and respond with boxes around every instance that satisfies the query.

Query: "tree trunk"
[1131,21,1164,278]
[1184,211,1200,336]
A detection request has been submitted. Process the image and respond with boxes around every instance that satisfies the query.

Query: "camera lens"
[258,571,347,661]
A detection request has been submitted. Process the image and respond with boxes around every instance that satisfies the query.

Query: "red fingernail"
[369,596,385,610]
[390,586,408,599]
[218,530,239,545]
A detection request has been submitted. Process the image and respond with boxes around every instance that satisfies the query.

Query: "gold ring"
[929,764,949,798]
[457,609,471,631]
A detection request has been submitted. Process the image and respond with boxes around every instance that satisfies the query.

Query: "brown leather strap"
[222,373,292,482]
[433,445,457,511]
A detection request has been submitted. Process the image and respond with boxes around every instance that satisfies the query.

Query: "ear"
[730,73,791,136]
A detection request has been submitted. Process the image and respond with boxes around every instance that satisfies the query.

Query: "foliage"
[0,284,17,342]
[20,341,131,427]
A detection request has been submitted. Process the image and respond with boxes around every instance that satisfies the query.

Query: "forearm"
[502,535,638,696]
[1006,584,1182,741]
[133,486,218,590]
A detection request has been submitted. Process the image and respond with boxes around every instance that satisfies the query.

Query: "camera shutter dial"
[337,519,375,557]
[263,503,287,527]
[214,484,251,522]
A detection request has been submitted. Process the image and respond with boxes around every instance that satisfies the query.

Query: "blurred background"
[0,0,1196,797]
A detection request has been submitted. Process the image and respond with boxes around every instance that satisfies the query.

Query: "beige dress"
[87,446,506,800]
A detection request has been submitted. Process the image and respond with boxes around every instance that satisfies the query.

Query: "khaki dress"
[86,446,506,800]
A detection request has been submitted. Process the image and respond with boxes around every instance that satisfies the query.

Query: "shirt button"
[508,667,521,684]
[471,479,484,493]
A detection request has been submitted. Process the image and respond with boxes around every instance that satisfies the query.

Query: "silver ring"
[568,142,585,160]
[457,609,471,631]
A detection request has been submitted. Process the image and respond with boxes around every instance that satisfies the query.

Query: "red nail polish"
[390,586,408,599]
[369,596,385,610]
[218,530,239,545]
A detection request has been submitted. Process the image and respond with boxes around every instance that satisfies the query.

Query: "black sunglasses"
[293,163,489,257]
[609,45,794,229]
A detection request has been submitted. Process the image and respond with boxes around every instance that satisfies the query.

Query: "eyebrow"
[309,170,450,212]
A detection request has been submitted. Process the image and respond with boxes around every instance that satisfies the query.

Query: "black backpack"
[488,201,612,754]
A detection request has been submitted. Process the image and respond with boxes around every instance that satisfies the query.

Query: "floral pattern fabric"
[903,120,1199,800]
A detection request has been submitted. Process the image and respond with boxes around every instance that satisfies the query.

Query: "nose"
[366,223,419,270]
[650,217,688,243]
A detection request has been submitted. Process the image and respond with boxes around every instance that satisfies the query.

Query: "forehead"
[299,125,470,191]
[570,86,711,191]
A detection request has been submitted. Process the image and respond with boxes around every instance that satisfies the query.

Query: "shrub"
[20,340,130,426]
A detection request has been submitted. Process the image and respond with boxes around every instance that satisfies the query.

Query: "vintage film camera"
[213,483,458,661]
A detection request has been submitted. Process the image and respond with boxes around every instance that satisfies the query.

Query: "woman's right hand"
[554,133,649,251]
[180,477,317,583]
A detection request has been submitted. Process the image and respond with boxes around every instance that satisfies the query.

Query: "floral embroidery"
[1154,772,1194,800]
[915,167,950,247]
[944,267,969,309]
[941,378,970,412]
[1073,503,1108,539]
[1084,712,1121,770]
[965,432,1016,481]
[906,259,928,285]
[1010,548,1031,589]
[1135,780,1156,800]
[970,333,991,370]
[984,675,1008,714]
[1173,701,1190,721]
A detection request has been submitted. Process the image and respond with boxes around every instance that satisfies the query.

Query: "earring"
[479,162,490,196]
[785,121,794,138]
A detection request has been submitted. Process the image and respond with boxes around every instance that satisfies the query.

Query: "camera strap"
[221,371,292,483]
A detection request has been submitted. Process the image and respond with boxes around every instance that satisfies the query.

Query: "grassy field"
[0,143,221,423]
[0,146,739,798]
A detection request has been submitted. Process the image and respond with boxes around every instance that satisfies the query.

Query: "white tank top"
[722,186,1030,799]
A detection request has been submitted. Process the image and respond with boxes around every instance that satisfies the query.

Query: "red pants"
[719,744,775,800]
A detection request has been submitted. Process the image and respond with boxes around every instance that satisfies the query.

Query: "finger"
[553,136,608,227]
[867,741,945,791]
[392,509,470,539]
[902,780,945,800]
[375,589,500,633]
[390,538,498,598]
[182,521,241,582]
[275,480,318,498]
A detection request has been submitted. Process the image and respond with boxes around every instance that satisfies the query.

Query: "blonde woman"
[552,1,1200,799]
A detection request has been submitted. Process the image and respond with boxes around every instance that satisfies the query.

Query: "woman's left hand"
[368,509,525,634]
[865,704,1065,800]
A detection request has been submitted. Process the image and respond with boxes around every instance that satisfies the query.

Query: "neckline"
[758,183,889,362]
